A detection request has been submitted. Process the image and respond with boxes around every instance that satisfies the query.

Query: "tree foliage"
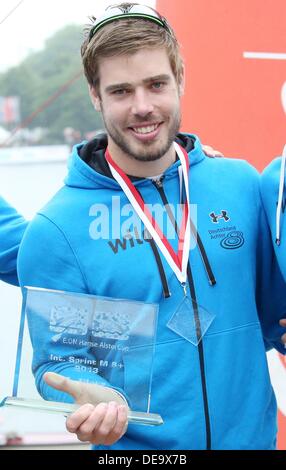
[0,25,103,144]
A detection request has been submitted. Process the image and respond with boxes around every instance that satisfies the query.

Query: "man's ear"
[178,65,185,97]
[89,85,101,112]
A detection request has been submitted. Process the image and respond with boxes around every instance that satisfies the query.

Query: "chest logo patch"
[209,210,230,223]
[220,231,244,249]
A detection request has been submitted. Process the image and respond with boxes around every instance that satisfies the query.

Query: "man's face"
[90,48,183,162]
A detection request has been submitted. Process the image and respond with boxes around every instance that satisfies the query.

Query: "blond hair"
[81,7,184,92]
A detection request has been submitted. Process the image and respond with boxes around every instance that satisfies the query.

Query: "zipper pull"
[152,175,164,188]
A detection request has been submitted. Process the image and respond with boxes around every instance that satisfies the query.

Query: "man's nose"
[131,88,154,117]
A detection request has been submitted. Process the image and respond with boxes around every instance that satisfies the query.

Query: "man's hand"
[44,372,128,445]
[202,144,224,158]
[65,401,128,446]
[280,319,286,346]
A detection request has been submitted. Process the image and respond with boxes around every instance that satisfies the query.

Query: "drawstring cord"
[179,166,216,285]
[276,145,286,245]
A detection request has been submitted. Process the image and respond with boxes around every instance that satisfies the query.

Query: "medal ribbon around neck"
[105,142,191,284]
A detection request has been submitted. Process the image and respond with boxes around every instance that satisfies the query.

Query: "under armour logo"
[209,210,230,223]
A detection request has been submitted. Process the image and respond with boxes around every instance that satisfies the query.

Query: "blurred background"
[0,0,285,449]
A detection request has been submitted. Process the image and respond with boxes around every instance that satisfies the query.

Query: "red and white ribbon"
[105,142,191,284]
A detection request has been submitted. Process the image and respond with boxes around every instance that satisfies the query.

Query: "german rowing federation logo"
[210,210,230,223]
[220,231,244,250]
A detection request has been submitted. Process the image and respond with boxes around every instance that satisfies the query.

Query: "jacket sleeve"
[0,196,28,285]
[255,194,286,355]
[17,213,115,404]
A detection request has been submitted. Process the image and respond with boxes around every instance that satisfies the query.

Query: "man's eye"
[112,89,129,95]
[152,82,165,90]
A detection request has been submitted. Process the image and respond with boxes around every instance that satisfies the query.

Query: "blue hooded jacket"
[261,156,286,282]
[18,134,286,450]
[0,196,27,285]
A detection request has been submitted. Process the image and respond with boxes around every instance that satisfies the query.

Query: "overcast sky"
[0,0,156,72]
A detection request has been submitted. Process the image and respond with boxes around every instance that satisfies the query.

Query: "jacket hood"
[64,132,206,190]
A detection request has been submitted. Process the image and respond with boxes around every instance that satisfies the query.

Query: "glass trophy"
[1,287,163,426]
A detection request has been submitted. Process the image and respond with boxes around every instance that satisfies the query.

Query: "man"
[261,149,286,341]
[0,196,27,285]
[17,3,286,450]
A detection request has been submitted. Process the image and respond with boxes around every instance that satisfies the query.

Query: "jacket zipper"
[152,176,212,450]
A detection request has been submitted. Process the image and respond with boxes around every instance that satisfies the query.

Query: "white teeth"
[132,124,159,134]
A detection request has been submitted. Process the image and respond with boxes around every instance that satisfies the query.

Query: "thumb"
[43,372,129,407]
[279,319,286,327]
[43,372,82,401]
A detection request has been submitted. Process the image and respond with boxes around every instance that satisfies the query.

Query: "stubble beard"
[102,110,181,162]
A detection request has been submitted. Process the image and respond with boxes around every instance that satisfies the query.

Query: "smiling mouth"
[130,123,161,135]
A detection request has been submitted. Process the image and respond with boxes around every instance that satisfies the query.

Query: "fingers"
[66,403,97,437]
[44,372,72,393]
[43,373,127,407]
[103,404,128,446]
[202,144,224,158]
[43,372,83,401]
[66,401,128,446]
[279,319,286,327]
[43,372,67,390]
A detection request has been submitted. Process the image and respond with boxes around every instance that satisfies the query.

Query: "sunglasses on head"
[88,3,171,42]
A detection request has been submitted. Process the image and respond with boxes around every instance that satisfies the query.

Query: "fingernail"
[119,405,127,413]
[108,401,117,408]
